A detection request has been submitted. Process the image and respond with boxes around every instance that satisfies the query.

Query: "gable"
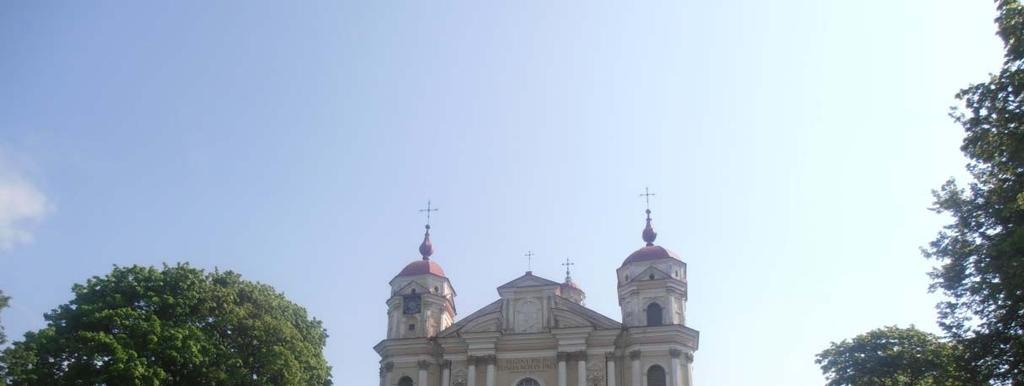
[439,295,621,338]
[554,296,621,329]
[392,280,431,296]
[439,299,503,337]
[497,273,561,289]
[623,265,673,284]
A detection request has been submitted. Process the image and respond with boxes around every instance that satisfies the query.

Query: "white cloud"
[0,157,50,251]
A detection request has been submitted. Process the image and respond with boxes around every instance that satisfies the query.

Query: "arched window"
[516,378,540,386]
[646,365,666,386]
[646,302,663,326]
[398,376,414,386]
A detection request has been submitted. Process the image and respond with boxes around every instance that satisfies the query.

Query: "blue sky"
[0,1,1005,384]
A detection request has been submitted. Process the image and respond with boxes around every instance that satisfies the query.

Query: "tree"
[0,290,9,345]
[0,264,331,386]
[816,326,965,386]
[925,1,1024,383]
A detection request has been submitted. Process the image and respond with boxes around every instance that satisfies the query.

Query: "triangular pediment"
[554,296,621,329]
[497,273,561,289]
[439,300,503,337]
[438,295,621,338]
[392,280,430,296]
[624,265,673,284]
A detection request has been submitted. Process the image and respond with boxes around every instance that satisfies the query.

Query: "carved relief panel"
[586,360,605,386]
[514,298,542,333]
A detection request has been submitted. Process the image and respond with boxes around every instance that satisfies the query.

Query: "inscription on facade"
[498,358,556,373]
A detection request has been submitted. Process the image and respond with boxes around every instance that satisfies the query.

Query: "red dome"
[622,245,680,266]
[561,279,581,290]
[396,259,447,278]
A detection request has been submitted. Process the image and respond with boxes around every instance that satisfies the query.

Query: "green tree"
[925,1,1024,383]
[0,264,331,386]
[816,326,966,386]
[0,290,9,345]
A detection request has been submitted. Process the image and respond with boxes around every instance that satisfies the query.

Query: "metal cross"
[562,257,575,278]
[525,251,535,271]
[639,187,656,211]
[419,200,438,226]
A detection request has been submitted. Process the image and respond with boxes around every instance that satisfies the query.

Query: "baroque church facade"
[375,209,699,386]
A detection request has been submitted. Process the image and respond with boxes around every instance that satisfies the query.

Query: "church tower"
[616,207,688,327]
[386,223,457,339]
[377,195,697,386]
[614,197,696,386]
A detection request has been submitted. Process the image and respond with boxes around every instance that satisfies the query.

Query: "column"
[468,357,477,386]
[418,360,430,386]
[485,355,496,386]
[684,353,694,386]
[669,350,681,386]
[629,351,641,386]
[379,366,386,386]
[576,352,587,386]
[384,362,394,386]
[605,353,616,386]
[441,360,451,386]
[557,352,569,386]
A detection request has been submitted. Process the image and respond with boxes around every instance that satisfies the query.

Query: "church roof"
[497,271,561,289]
[622,245,680,266]
[396,259,447,278]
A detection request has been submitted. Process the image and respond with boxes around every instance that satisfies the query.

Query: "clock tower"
[386,224,457,339]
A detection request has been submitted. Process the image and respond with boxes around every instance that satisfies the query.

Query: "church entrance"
[516,377,540,386]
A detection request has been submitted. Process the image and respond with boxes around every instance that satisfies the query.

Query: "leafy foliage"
[925,1,1024,383]
[816,326,965,386]
[0,264,331,386]
[0,290,8,345]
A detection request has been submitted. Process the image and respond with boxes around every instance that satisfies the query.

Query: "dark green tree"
[925,1,1024,383]
[0,264,331,386]
[816,326,965,386]
[0,290,9,345]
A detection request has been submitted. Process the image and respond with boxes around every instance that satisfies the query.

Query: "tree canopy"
[0,290,9,345]
[0,264,331,386]
[816,326,963,386]
[924,0,1024,383]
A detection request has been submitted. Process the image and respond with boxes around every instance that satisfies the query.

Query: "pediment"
[439,295,621,339]
[439,300,503,337]
[392,281,430,296]
[462,312,501,333]
[554,296,621,330]
[624,265,673,284]
[497,273,561,289]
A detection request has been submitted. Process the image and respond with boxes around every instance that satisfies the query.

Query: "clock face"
[403,295,422,315]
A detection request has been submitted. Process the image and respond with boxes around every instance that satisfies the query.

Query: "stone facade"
[375,214,699,386]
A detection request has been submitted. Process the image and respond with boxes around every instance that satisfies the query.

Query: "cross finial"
[562,257,575,280]
[639,187,656,217]
[524,251,535,273]
[419,200,438,229]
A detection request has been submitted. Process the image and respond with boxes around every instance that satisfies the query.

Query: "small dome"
[622,207,681,266]
[561,278,581,290]
[396,223,446,278]
[396,259,447,278]
[622,245,680,266]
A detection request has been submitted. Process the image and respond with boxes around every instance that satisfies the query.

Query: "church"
[374,207,699,386]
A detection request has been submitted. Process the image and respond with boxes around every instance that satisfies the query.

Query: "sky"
[0,1,1006,385]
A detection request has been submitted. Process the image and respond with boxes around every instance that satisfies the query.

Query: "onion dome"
[396,225,447,278]
[622,209,681,266]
